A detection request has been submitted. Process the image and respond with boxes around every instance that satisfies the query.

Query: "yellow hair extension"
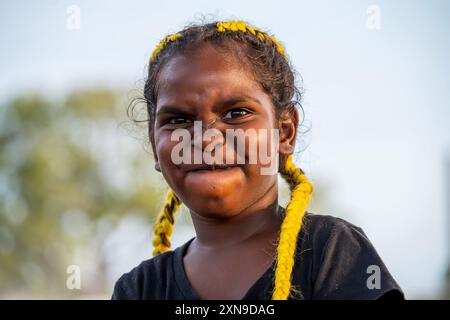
[150,33,182,63]
[152,189,181,256]
[216,20,287,60]
[272,154,314,299]
[149,21,287,65]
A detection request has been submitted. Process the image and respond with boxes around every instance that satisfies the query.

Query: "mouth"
[186,163,242,173]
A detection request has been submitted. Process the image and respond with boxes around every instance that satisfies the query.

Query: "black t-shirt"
[111,213,404,300]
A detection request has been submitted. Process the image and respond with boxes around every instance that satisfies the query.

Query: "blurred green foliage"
[0,90,165,298]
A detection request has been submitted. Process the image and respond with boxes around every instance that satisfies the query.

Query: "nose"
[203,128,225,151]
[203,117,218,130]
[192,117,225,151]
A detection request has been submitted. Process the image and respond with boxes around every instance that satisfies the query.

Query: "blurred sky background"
[1,0,449,299]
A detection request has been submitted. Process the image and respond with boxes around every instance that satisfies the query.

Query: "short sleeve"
[111,278,127,300]
[111,273,140,300]
[311,220,404,300]
[110,249,182,300]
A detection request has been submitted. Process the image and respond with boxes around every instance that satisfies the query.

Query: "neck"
[189,183,282,249]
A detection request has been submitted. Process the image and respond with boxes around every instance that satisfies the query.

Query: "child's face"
[153,44,286,218]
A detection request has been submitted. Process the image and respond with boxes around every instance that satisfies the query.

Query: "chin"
[185,194,243,219]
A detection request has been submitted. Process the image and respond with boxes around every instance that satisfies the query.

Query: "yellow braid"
[152,189,181,256]
[149,21,287,65]
[216,21,287,59]
[272,154,314,300]
[150,33,182,62]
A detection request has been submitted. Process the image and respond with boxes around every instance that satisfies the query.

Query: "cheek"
[154,130,179,179]
[239,125,278,185]
[240,118,279,164]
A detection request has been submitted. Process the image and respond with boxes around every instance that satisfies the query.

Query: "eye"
[224,108,251,119]
[167,116,192,124]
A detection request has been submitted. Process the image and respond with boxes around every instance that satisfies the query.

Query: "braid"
[216,21,287,60]
[149,33,182,63]
[272,154,313,300]
[148,21,286,68]
[152,189,181,256]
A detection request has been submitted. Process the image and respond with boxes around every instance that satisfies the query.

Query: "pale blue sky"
[1,0,450,298]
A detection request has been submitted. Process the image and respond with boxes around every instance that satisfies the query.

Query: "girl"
[112,20,404,300]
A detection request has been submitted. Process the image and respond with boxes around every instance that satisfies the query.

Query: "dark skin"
[153,44,299,299]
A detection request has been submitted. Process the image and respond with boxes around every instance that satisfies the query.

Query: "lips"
[185,163,241,172]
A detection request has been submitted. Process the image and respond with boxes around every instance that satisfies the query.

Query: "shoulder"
[302,212,364,234]
[296,212,369,277]
[298,212,404,300]
[300,212,366,249]
[111,249,175,300]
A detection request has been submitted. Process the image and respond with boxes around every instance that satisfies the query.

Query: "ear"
[278,106,299,156]
[153,149,161,172]
[151,139,161,172]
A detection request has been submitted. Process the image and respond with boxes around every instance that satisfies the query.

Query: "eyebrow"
[218,95,261,108]
[156,105,187,116]
[156,95,261,116]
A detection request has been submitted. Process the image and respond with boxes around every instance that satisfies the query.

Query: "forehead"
[156,45,263,107]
